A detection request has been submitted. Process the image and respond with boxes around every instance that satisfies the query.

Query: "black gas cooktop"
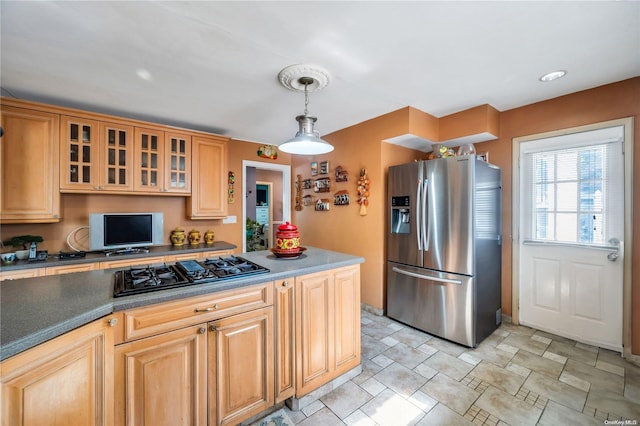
[113,256,270,297]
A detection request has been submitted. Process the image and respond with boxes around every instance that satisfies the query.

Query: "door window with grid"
[521,126,624,247]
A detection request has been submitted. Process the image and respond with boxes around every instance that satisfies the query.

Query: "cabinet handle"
[194,303,219,312]
[107,318,118,327]
[198,327,206,334]
[209,325,217,332]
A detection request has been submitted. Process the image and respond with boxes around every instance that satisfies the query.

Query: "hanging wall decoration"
[315,198,330,211]
[302,194,315,206]
[356,168,370,216]
[333,190,350,206]
[314,177,330,193]
[335,166,348,182]
[257,145,278,159]
[295,174,303,211]
[319,160,330,175]
[228,171,235,203]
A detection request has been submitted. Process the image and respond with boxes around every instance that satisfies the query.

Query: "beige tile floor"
[280,309,640,425]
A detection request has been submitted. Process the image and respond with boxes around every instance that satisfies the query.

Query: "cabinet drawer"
[46,263,98,275]
[123,282,273,341]
[0,268,45,281]
[100,256,165,270]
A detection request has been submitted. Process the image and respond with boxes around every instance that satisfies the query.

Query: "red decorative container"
[274,222,301,254]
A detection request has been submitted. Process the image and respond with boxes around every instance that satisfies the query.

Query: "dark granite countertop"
[0,241,237,271]
[0,247,364,361]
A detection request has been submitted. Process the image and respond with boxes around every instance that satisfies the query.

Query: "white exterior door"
[517,124,626,352]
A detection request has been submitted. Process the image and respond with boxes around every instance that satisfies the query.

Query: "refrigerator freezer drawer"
[386,262,475,347]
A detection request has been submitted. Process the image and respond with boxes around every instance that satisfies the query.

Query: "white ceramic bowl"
[15,250,30,260]
[1,252,16,264]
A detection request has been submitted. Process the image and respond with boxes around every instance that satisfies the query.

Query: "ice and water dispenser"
[391,196,410,234]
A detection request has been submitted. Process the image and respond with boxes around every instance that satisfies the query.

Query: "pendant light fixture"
[278,64,334,155]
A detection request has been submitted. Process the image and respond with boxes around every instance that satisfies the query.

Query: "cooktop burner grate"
[113,256,270,297]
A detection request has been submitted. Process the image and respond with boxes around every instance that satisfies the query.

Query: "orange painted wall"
[474,77,640,354]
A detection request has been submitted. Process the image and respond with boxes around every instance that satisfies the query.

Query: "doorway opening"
[512,118,633,357]
[242,160,291,253]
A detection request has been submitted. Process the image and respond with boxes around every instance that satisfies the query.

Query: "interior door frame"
[242,160,291,253]
[511,117,635,360]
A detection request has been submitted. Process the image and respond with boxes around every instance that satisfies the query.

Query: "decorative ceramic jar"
[204,230,215,245]
[170,228,186,246]
[188,229,201,245]
[275,222,300,253]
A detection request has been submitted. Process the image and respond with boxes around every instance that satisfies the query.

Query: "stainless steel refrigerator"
[387,155,502,347]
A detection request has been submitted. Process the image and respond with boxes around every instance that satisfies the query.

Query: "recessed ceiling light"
[539,70,567,82]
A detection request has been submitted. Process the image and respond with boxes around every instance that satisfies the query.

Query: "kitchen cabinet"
[134,127,191,194]
[210,307,274,425]
[117,282,273,426]
[114,324,208,426]
[274,277,296,402]
[295,265,361,396]
[187,135,228,219]
[1,315,117,426]
[0,105,60,223]
[60,115,134,192]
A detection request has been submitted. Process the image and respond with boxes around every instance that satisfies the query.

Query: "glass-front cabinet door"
[60,116,133,192]
[60,116,101,191]
[134,127,165,192]
[164,132,191,193]
[100,122,134,191]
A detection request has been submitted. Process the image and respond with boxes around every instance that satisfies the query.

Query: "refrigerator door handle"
[392,266,462,285]
[416,178,423,250]
[422,178,430,251]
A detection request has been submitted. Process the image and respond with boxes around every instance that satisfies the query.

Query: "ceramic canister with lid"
[275,222,300,253]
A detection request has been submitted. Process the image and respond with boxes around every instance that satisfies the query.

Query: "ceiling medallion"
[278,64,330,92]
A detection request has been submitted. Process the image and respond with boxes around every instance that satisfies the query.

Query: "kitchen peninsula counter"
[0,247,364,361]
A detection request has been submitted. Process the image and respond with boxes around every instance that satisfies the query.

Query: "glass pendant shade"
[279,114,334,155]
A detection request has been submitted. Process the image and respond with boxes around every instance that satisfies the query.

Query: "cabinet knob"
[198,327,206,334]
[107,318,118,327]
[282,281,289,287]
[209,325,217,332]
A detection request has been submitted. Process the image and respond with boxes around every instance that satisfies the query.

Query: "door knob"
[607,252,619,261]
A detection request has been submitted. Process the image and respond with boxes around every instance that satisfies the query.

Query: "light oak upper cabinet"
[60,115,134,192]
[209,307,274,426]
[1,316,117,426]
[114,324,208,426]
[295,265,361,397]
[187,135,228,219]
[0,106,60,223]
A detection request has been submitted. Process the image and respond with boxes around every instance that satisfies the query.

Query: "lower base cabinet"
[1,317,117,426]
[114,306,273,426]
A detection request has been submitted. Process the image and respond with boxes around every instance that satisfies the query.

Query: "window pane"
[556,151,577,181]
[556,182,577,212]
[556,213,577,242]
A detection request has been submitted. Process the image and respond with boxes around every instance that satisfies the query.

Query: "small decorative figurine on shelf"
[204,230,215,245]
[188,229,201,245]
[356,168,370,216]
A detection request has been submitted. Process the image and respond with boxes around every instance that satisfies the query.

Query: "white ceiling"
[1,1,639,148]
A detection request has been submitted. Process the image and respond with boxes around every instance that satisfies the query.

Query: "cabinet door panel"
[1,107,60,222]
[134,127,164,193]
[334,266,361,372]
[114,324,207,426]
[60,115,100,191]
[165,132,191,193]
[1,317,115,426]
[187,136,227,219]
[100,122,134,191]
[210,307,273,426]
[274,277,295,402]
[295,271,334,395]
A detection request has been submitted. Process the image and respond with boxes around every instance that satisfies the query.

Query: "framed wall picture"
[319,160,329,175]
[311,162,318,176]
